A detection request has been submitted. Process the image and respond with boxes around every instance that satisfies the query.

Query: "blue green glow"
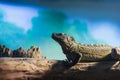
[0,3,119,59]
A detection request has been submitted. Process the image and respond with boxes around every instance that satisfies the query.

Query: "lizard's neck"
[60,42,77,54]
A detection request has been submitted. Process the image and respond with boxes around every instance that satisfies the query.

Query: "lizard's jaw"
[51,33,60,43]
[52,33,64,45]
[52,33,57,40]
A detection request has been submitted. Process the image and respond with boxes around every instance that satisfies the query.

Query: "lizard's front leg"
[111,48,120,60]
[64,52,82,67]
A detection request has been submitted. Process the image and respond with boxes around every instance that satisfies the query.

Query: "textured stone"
[0,58,120,80]
[27,46,43,58]
[0,44,46,58]
[13,47,27,57]
[0,45,12,57]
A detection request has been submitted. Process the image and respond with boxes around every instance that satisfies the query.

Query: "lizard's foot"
[111,60,120,70]
[63,59,73,68]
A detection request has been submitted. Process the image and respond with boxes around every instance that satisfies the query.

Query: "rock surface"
[0,44,120,80]
[0,44,46,58]
[27,46,46,58]
[0,58,120,80]
[0,45,13,57]
[13,47,27,57]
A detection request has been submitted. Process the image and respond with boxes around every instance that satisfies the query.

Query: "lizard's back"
[76,44,113,61]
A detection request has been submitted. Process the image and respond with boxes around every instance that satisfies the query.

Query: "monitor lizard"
[52,33,120,67]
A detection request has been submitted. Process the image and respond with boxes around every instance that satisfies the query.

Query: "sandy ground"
[0,58,120,80]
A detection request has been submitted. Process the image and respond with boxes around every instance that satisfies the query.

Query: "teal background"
[0,1,120,59]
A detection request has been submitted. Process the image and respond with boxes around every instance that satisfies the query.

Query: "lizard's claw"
[65,59,69,63]
[63,59,73,67]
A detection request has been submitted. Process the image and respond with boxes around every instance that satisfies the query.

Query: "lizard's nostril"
[53,33,56,35]
[52,33,56,38]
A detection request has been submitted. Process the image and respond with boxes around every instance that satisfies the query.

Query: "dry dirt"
[0,58,120,80]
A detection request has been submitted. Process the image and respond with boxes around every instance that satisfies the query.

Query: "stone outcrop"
[0,45,13,57]
[0,58,120,80]
[0,44,46,58]
[27,46,46,58]
[13,47,27,57]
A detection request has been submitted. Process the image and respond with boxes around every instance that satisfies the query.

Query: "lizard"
[52,33,120,67]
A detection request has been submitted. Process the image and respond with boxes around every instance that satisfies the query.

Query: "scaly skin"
[52,33,120,67]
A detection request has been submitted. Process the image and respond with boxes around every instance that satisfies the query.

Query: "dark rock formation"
[0,44,46,58]
[27,46,46,58]
[0,45,13,57]
[13,47,27,57]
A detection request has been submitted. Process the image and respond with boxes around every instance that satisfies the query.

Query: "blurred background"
[0,0,120,59]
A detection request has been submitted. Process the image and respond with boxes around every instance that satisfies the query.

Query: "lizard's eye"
[59,33,64,36]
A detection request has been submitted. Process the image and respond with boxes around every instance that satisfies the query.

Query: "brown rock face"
[0,44,46,58]
[0,45,13,57]
[0,58,120,80]
[27,46,45,58]
[13,47,27,57]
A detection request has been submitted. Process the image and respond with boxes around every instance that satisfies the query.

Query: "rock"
[0,44,46,58]
[27,46,44,58]
[13,47,27,57]
[0,45,12,57]
[0,58,120,80]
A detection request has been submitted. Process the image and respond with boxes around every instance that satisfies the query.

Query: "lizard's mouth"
[52,33,63,43]
[52,33,56,39]
[52,33,58,42]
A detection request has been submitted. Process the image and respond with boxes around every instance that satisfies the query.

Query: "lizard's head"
[52,33,75,45]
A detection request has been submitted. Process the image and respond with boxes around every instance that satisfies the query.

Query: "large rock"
[0,44,46,58]
[27,46,46,58]
[0,45,12,57]
[0,58,120,80]
[13,47,27,57]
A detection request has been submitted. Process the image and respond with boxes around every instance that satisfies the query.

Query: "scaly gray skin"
[52,33,120,67]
